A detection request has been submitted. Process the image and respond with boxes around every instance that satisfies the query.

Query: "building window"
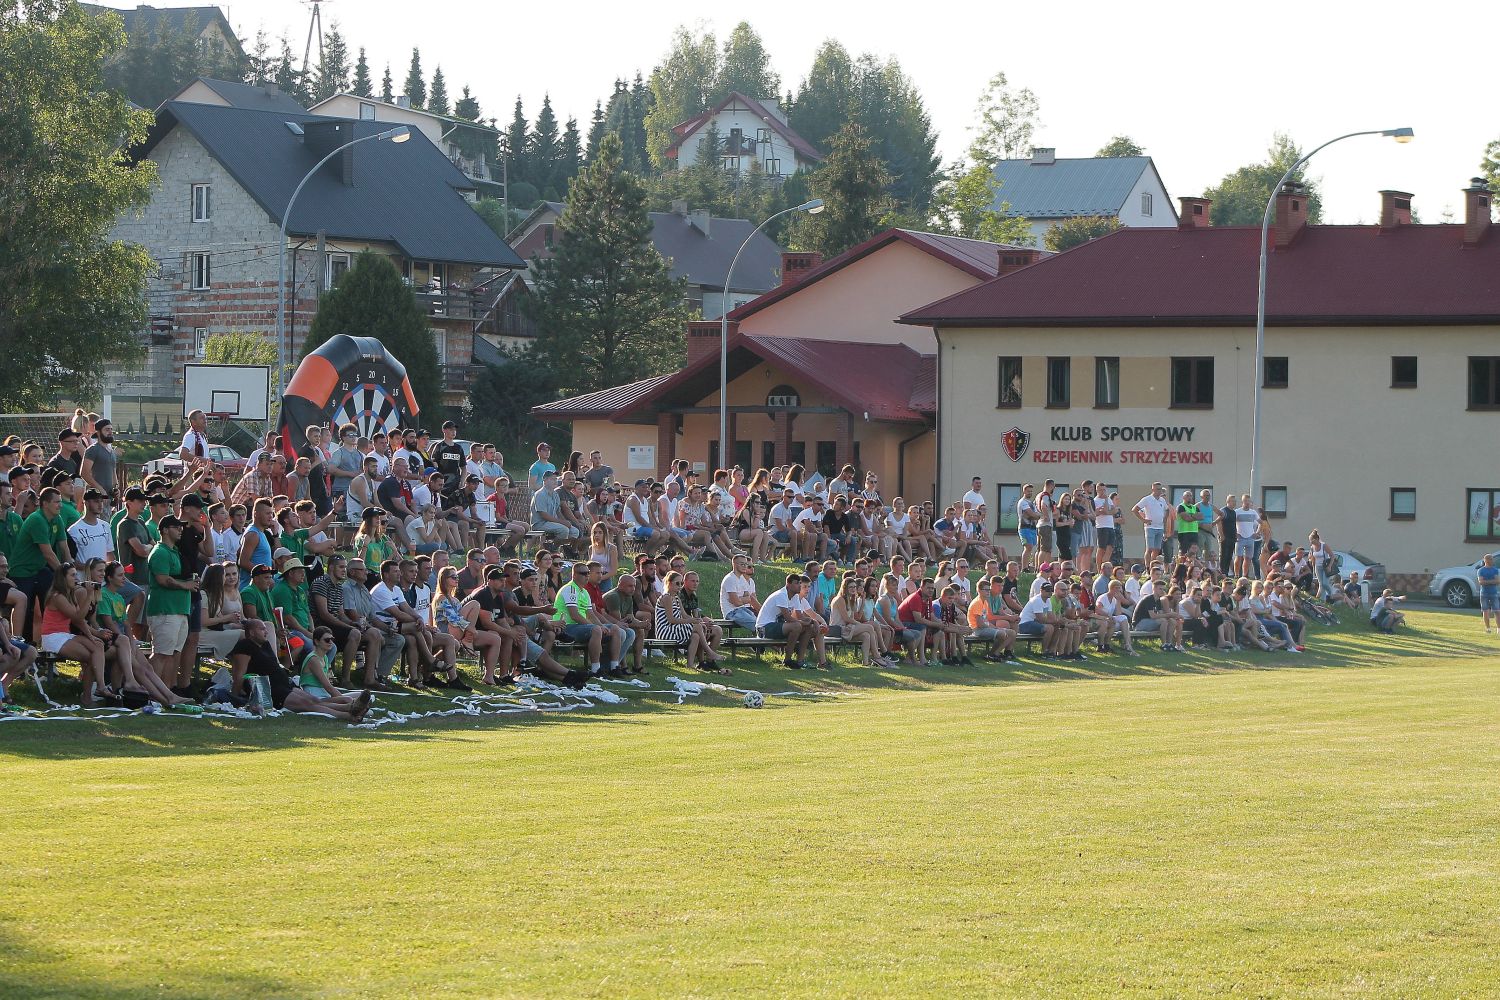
[190,251,211,290]
[191,183,211,222]
[431,328,447,367]
[1169,485,1212,510]
[325,252,351,288]
[789,441,805,468]
[1263,356,1289,388]
[1170,357,1214,408]
[997,356,1022,408]
[1046,357,1070,408]
[1391,356,1417,388]
[816,440,837,477]
[1094,357,1119,408]
[1390,488,1415,520]
[732,440,752,473]
[194,327,208,357]
[756,127,770,145]
[1140,192,1153,217]
[542,224,555,248]
[1469,357,1500,409]
[762,441,775,470]
[765,158,781,176]
[1467,489,1500,540]
[359,102,376,120]
[1262,486,1287,518]
[996,484,1021,534]
[729,127,743,152]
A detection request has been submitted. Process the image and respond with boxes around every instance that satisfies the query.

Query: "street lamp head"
[1381,127,1415,144]
[799,198,825,215]
[381,126,412,143]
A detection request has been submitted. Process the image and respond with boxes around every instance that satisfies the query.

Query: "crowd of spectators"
[0,413,1401,716]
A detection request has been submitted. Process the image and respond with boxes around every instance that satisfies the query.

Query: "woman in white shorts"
[40,565,111,706]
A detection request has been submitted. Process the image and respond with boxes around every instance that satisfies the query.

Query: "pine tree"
[380,63,393,101]
[303,252,441,411]
[274,35,311,105]
[352,47,372,97]
[523,134,692,395]
[530,94,561,198]
[403,48,425,108]
[785,123,892,258]
[559,116,582,188]
[585,100,607,164]
[504,97,529,186]
[313,21,349,101]
[629,73,652,171]
[427,65,449,116]
[454,85,480,121]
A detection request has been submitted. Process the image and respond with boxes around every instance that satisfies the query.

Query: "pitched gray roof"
[989,156,1158,219]
[143,102,523,268]
[648,212,781,294]
[191,77,306,114]
[83,4,241,53]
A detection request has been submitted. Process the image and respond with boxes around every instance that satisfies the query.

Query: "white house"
[989,148,1176,244]
[667,92,823,178]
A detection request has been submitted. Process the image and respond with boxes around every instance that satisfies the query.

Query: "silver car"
[1428,552,1500,608]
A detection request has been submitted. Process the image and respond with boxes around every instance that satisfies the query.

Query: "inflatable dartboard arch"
[278,335,421,458]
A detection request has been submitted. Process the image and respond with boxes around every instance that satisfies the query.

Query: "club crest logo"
[1002,426,1030,463]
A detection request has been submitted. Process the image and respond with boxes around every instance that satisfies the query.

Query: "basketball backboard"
[183,363,272,421]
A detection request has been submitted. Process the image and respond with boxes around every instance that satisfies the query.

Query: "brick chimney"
[996,247,1040,276]
[1463,178,1492,248]
[1272,182,1309,251]
[686,319,734,365]
[1177,196,1212,229]
[1378,190,1413,231]
[780,251,823,287]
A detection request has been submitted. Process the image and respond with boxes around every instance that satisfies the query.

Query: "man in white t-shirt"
[962,477,986,511]
[720,554,761,632]
[755,573,824,669]
[1093,483,1117,567]
[1095,580,1136,655]
[768,488,799,554]
[68,489,114,562]
[793,497,830,560]
[369,559,439,685]
[1133,482,1168,565]
[178,409,211,463]
[1016,483,1039,572]
[1234,494,1261,578]
[1017,583,1059,654]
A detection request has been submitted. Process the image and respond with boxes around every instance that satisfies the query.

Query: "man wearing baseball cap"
[146,514,197,683]
[67,489,114,563]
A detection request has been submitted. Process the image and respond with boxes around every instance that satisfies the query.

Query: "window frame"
[996,483,1021,535]
[1170,356,1215,409]
[325,251,351,288]
[1261,486,1288,519]
[1140,192,1153,217]
[1391,355,1418,388]
[1466,488,1500,542]
[997,356,1022,409]
[193,326,209,358]
[1263,356,1289,389]
[1389,487,1415,521]
[1468,357,1500,410]
[1094,356,1119,409]
[190,251,211,290]
[1045,357,1070,409]
[190,183,211,223]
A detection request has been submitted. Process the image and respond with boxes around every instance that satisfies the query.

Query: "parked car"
[141,444,248,479]
[1334,550,1386,594]
[1428,552,1500,608]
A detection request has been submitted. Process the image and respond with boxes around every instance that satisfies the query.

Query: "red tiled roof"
[568,335,934,425]
[908,356,936,413]
[727,228,1044,324]
[901,224,1500,327]
[665,92,824,163]
[531,373,675,420]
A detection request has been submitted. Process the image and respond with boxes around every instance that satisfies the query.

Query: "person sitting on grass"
[1249,581,1299,652]
[1270,581,1307,648]
[756,573,823,670]
[1230,582,1284,652]
[230,616,370,722]
[87,560,198,710]
[1370,589,1406,633]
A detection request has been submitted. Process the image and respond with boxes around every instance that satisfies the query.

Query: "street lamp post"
[1248,127,1413,501]
[718,198,824,469]
[276,125,411,402]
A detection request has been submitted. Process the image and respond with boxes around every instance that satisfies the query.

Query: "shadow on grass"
[0,923,297,1000]
[2,610,1489,762]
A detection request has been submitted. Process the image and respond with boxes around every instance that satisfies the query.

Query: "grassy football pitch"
[2,604,1497,998]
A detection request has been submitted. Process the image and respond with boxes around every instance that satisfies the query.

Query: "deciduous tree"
[203,332,277,367]
[1204,133,1322,226]
[1096,135,1144,157]
[929,162,1034,245]
[643,26,719,169]
[719,21,779,102]
[524,134,691,395]
[0,0,156,409]
[1042,215,1122,252]
[967,71,1041,167]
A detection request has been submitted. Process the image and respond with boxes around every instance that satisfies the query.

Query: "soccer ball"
[742,691,765,709]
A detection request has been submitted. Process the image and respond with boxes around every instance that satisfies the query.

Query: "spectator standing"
[1478,554,1499,633]
[80,419,118,501]
[528,443,556,491]
[145,514,197,684]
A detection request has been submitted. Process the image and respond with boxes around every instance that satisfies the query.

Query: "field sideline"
[2,605,1498,997]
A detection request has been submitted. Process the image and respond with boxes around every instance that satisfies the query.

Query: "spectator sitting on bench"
[755,572,826,670]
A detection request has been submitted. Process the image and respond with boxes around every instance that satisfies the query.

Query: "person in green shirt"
[12,486,69,637]
[240,563,279,654]
[0,481,22,563]
[271,558,313,645]
[145,515,198,681]
[145,495,168,542]
[1176,490,1201,558]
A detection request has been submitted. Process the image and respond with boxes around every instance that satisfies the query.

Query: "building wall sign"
[1006,424,1211,465]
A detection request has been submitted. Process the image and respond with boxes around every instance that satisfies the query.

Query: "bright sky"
[226,0,1490,223]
